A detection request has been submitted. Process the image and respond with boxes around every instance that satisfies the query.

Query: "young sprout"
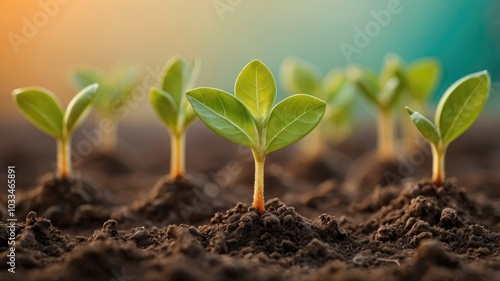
[405,58,441,111]
[72,65,140,154]
[401,58,441,151]
[149,56,200,180]
[348,55,406,161]
[187,60,326,211]
[406,71,490,185]
[281,57,356,145]
[12,84,99,179]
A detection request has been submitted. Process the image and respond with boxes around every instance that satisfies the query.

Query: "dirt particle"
[411,232,434,245]
[210,234,228,254]
[130,229,150,247]
[439,207,461,228]
[414,240,459,268]
[375,225,395,242]
[467,235,484,248]
[315,214,347,240]
[406,220,431,237]
[281,239,298,253]
[352,251,374,266]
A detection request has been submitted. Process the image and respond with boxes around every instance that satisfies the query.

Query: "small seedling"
[12,84,99,179]
[405,58,441,109]
[72,65,140,154]
[406,70,490,185]
[400,58,441,151]
[187,60,326,211]
[281,57,356,143]
[150,56,200,180]
[348,55,406,161]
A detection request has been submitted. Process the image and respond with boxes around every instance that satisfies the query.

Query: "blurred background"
[1,0,499,123]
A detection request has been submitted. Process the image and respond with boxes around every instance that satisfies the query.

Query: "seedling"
[280,57,356,144]
[401,58,441,151]
[406,71,490,185]
[187,60,326,211]
[348,55,406,161]
[72,65,140,154]
[149,56,200,180]
[405,58,441,110]
[12,84,99,179]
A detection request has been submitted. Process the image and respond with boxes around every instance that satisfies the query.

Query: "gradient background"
[1,0,499,123]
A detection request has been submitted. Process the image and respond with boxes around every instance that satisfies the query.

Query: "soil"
[0,121,499,280]
[113,175,230,227]
[17,174,111,227]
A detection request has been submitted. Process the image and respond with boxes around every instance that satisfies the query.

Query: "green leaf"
[406,107,440,145]
[150,87,178,131]
[183,57,201,128]
[379,55,406,108]
[436,70,490,144]
[329,81,356,113]
[265,94,326,153]
[72,67,112,107]
[12,87,64,138]
[379,54,403,87]
[407,59,441,101]
[186,57,201,90]
[113,65,140,109]
[187,88,257,148]
[184,102,197,128]
[322,69,346,102]
[322,103,353,142]
[380,76,405,108]
[348,66,380,107]
[64,83,99,135]
[72,67,106,90]
[235,60,276,119]
[280,57,321,96]
[161,56,190,105]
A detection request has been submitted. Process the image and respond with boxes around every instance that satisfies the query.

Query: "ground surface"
[0,120,499,280]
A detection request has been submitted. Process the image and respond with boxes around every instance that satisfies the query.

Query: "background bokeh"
[1,0,499,123]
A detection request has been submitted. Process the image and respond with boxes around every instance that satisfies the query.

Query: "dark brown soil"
[17,174,110,227]
[113,175,230,227]
[0,121,499,280]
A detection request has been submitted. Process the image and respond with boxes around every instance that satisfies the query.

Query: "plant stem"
[57,137,72,179]
[100,119,118,155]
[299,127,324,160]
[431,144,446,186]
[377,108,395,161]
[170,133,185,179]
[252,150,266,212]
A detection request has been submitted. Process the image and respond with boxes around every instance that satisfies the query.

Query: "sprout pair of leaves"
[280,57,356,141]
[398,58,441,152]
[348,55,406,111]
[187,60,326,211]
[150,57,200,135]
[347,55,407,160]
[72,65,139,116]
[149,56,200,179]
[405,58,441,105]
[187,60,326,158]
[406,71,490,185]
[12,84,99,178]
